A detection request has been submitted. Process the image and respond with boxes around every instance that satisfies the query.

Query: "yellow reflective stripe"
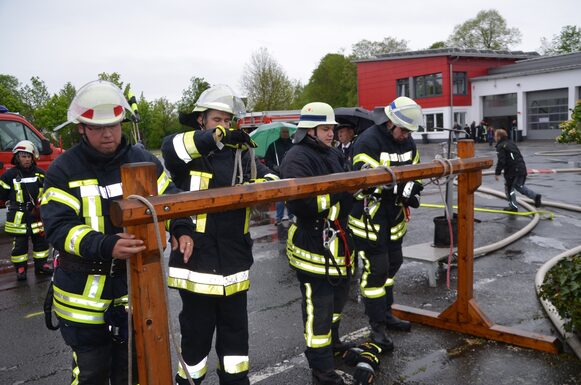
[64,225,93,255]
[264,173,279,180]
[359,250,386,299]
[188,171,212,233]
[244,207,250,234]
[11,254,28,263]
[14,210,23,225]
[222,356,249,374]
[53,284,110,311]
[348,216,380,232]
[168,267,250,296]
[380,151,413,164]
[41,187,81,215]
[53,303,106,325]
[287,227,348,266]
[353,153,379,168]
[157,171,171,194]
[173,131,201,163]
[83,274,106,299]
[327,202,340,221]
[0,180,10,189]
[82,194,104,232]
[317,194,331,213]
[33,250,50,259]
[196,214,207,233]
[332,313,342,324]
[391,220,407,240]
[72,352,80,384]
[385,278,395,287]
[413,150,420,164]
[69,179,99,188]
[178,357,208,380]
[304,282,332,348]
[15,181,23,202]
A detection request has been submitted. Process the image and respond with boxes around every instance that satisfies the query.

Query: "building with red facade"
[356,48,538,140]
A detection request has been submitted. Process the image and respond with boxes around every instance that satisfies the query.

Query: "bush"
[556,100,581,144]
[539,253,581,335]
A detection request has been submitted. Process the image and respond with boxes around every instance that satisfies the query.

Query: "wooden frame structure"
[111,140,559,384]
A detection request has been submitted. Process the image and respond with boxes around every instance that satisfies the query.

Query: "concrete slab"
[403,242,455,287]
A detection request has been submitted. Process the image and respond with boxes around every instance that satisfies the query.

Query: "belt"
[57,252,126,275]
[296,217,325,231]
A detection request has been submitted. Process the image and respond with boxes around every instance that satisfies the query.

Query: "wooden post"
[121,163,173,384]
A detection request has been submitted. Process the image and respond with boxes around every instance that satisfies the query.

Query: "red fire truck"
[238,110,301,131]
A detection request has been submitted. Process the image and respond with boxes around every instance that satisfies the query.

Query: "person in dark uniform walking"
[280,102,354,385]
[348,97,424,350]
[494,128,542,211]
[335,123,356,171]
[42,80,194,385]
[0,140,52,281]
[162,85,278,385]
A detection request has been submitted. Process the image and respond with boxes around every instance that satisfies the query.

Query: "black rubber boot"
[332,324,355,356]
[385,310,411,332]
[312,368,345,385]
[369,322,394,352]
[16,266,27,281]
[385,286,411,332]
[35,261,54,275]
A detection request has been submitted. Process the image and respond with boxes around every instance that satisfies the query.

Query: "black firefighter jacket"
[41,136,192,327]
[162,128,278,297]
[280,136,354,278]
[348,124,420,250]
[495,137,527,179]
[0,164,45,235]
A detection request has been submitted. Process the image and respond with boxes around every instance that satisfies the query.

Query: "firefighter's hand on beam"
[112,233,146,259]
[172,235,194,263]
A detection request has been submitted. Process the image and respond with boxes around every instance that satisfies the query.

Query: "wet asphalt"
[0,139,580,385]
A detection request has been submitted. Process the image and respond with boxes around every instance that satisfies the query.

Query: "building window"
[423,113,444,131]
[414,73,442,98]
[527,89,568,131]
[396,78,410,97]
[453,72,467,95]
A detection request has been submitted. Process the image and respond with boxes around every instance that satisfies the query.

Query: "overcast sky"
[1,0,579,103]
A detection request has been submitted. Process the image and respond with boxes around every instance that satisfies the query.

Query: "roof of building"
[471,51,581,81]
[355,47,539,63]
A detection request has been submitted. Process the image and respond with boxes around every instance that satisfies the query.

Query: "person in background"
[281,102,354,385]
[335,123,356,171]
[349,97,424,350]
[494,128,542,212]
[42,80,194,384]
[264,127,293,225]
[487,125,495,147]
[0,140,52,281]
[162,85,278,385]
[510,119,518,142]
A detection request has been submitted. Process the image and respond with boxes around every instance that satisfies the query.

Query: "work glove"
[397,181,423,208]
[215,126,257,149]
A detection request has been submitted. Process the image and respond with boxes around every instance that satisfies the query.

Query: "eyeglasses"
[83,124,119,133]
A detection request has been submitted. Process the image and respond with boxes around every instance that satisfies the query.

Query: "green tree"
[447,9,522,50]
[177,76,210,114]
[146,97,178,149]
[39,82,78,148]
[241,47,296,111]
[0,74,25,113]
[98,72,125,90]
[428,41,447,49]
[20,76,50,125]
[541,25,581,55]
[299,54,357,108]
[350,37,409,60]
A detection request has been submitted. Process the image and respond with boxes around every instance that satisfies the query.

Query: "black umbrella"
[334,107,374,134]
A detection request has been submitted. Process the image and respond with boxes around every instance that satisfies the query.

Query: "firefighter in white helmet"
[0,140,51,281]
[162,84,278,385]
[348,97,424,353]
[280,102,354,385]
[41,80,194,384]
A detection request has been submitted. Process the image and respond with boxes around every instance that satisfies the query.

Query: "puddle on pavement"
[399,338,486,382]
[527,235,567,251]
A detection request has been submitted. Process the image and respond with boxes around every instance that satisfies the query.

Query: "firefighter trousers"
[59,322,137,385]
[11,233,49,267]
[359,245,403,323]
[296,271,350,372]
[177,290,250,385]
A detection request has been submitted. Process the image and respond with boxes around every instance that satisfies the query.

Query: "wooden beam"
[111,156,493,227]
[121,163,173,385]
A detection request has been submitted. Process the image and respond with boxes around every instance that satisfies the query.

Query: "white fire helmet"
[12,140,39,160]
[294,102,338,144]
[54,80,133,131]
[384,96,424,132]
[193,84,246,118]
